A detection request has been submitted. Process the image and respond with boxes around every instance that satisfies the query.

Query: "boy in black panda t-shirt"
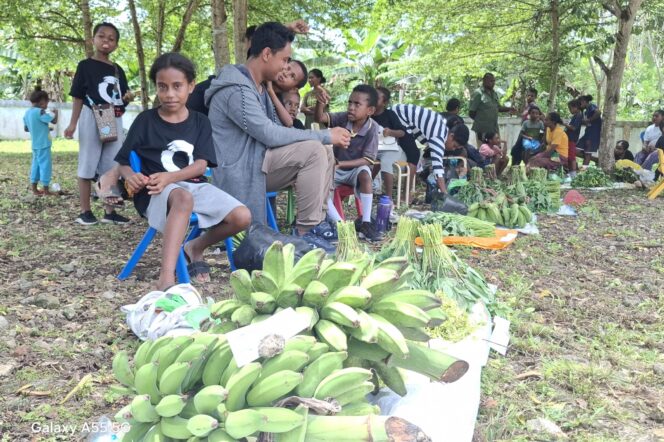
[115,53,250,290]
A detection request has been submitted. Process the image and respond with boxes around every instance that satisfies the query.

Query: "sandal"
[183,248,211,283]
[94,181,125,208]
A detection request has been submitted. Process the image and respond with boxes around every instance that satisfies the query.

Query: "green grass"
[0,138,79,153]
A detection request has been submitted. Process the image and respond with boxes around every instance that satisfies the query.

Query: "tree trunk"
[598,0,644,172]
[212,0,231,71]
[156,0,166,56]
[547,0,560,113]
[232,0,248,63]
[128,0,149,110]
[79,0,94,57]
[172,0,200,52]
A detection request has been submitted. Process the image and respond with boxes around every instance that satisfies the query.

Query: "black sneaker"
[75,210,98,225]
[358,221,384,242]
[102,211,130,225]
[295,230,336,254]
[310,220,338,242]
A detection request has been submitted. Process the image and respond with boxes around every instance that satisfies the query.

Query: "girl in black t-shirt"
[65,22,135,226]
[115,53,251,290]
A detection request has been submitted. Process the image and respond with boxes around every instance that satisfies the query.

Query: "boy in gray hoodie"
[205,22,350,251]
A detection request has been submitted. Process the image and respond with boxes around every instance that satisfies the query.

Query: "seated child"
[614,140,634,162]
[521,106,544,163]
[23,89,58,195]
[279,90,305,129]
[528,112,569,171]
[115,52,251,290]
[479,132,508,176]
[266,60,308,128]
[314,84,381,242]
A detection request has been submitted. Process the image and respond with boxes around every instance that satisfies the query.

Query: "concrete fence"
[1,100,649,156]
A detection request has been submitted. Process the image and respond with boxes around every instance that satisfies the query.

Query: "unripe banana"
[251,407,306,433]
[295,306,319,331]
[175,343,207,363]
[282,242,295,274]
[210,299,244,319]
[369,313,409,359]
[371,361,407,396]
[229,268,253,304]
[259,350,309,380]
[249,291,276,314]
[347,337,390,362]
[119,421,152,442]
[133,340,154,371]
[370,301,433,328]
[219,358,239,387]
[223,409,263,439]
[112,350,134,388]
[160,416,194,439]
[350,309,379,344]
[296,351,347,398]
[333,381,374,406]
[129,394,160,423]
[251,270,279,296]
[202,343,233,386]
[114,404,133,424]
[276,283,304,308]
[291,247,325,272]
[313,367,373,400]
[289,264,320,288]
[225,362,262,411]
[155,394,187,417]
[306,342,330,362]
[194,385,229,415]
[109,384,133,396]
[374,256,409,274]
[314,319,347,351]
[246,370,303,406]
[321,301,360,328]
[153,336,195,378]
[396,325,430,342]
[318,262,358,293]
[141,423,168,441]
[262,241,286,288]
[143,335,173,363]
[379,289,441,311]
[134,361,161,404]
[158,361,191,395]
[187,414,220,437]
[283,335,317,353]
[327,286,372,308]
[207,428,237,442]
[231,304,258,326]
[360,268,401,300]
[336,402,381,416]
[302,280,329,308]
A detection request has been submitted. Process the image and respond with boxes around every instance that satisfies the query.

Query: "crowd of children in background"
[20,20,664,289]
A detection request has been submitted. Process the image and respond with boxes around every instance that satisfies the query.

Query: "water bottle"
[84,415,127,441]
[375,195,392,233]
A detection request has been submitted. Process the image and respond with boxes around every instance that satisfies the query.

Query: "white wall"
[1,100,648,156]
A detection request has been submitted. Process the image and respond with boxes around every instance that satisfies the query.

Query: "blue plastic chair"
[117,152,257,281]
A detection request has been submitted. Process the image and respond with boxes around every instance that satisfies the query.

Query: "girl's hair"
[580,95,593,103]
[149,52,196,83]
[654,109,664,117]
[291,60,308,89]
[93,22,120,41]
[29,88,49,103]
[376,86,391,103]
[547,112,563,125]
[568,99,580,109]
[529,106,541,114]
[616,140,629,149]
[483,132,497,143]
[310,69,326,84]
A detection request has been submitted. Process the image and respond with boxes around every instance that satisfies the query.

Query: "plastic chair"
[647,149,664,199]
[333,184,362,221]
[118,152,240,281]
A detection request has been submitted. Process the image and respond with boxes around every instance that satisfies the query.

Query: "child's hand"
[64,124,76,139]
[123,90,135,103]
[329,127,351,148]
[126,172,149,194]
[314,85,330,105]
[146,173,173,195]
[286,19,310,34]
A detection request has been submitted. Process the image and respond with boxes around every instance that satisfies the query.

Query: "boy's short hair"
[93,22,120,41]
[376,87,391,103]
[291,60,308,89]
[616,140,629,149]
[29,89,49,104]
[352,84,378,107]
[450,123,469,145]
[568,99,581,109]
[446,98,460,112]
[249,22,294,58]
[529,106,541,114]
[245,25,257,40]
[279,90,299,105]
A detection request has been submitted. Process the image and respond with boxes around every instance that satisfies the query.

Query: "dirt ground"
[0,149,662,441]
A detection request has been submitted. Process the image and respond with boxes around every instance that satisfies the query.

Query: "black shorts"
[401,144,421,165]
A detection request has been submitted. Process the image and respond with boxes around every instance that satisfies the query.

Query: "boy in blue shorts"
[24,89,58,195]
[314,84,381,242]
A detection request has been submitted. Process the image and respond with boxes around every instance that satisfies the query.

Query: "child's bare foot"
[43,188,55,196]
[183,241,210,283]
[31,184,44,195]
[156,278,176,291]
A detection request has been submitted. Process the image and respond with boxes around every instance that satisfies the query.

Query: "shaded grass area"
[0,149,662,440]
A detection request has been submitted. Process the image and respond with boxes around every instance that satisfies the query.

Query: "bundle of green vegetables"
[613,166,638,183]
[455,167,493,205]
[335,220,366,262]
[571,166,613,188]
[421,212,495,237]
[374,217,419,262]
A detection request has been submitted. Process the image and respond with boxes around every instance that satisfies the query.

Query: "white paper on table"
[488,316,510,355]
[225,308,309,366]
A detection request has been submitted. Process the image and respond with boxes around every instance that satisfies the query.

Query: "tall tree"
[596,0,645,172]
[155,0,166,56]
[547,0,561,112]
[128,0,149,109]
[80,0,94,57]
[232,0,248,63]
[212,0,231,70]
[172,0,200,52]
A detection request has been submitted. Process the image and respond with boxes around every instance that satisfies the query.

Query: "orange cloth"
[415,228,519,250]
[546,125,568,158]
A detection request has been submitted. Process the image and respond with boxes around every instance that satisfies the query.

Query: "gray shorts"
[145,181,243,233]
[377,149,407,174]
[334,165,372,194]
[77,105,124,179]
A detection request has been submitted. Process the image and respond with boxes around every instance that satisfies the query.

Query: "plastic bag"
[431,192,468,215]
[232,223,314,272]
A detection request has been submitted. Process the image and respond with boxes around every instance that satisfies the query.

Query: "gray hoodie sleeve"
[223,86,331,148]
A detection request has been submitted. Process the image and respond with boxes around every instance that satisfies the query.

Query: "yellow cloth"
[546,125,569,158]
[615,159,642,170]
[415,228,519,250]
